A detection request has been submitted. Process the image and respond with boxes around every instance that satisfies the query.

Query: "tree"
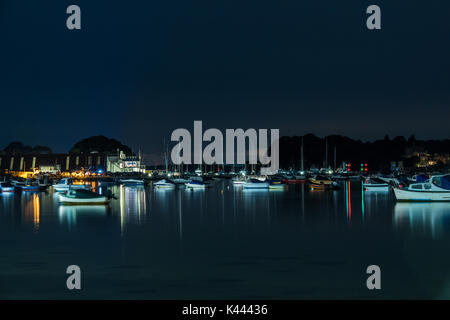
[3,142,32,154]
[69,135,133,155]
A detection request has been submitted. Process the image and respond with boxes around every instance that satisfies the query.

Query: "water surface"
[0,181,449,299]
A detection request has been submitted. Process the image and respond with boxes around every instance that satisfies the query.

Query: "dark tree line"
[279,134,450,171]
[0,142,52,155]
[1,135,133,156]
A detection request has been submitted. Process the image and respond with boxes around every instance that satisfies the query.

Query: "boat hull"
[59,194,111,205]
[243,182,269,189]
[393,188,450,201]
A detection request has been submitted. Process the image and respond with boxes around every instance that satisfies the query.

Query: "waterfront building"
[106,151,145,173]
[0,153,107,174]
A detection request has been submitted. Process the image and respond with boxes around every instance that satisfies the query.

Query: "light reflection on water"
[115,185,147,235]
[1,181,449,240]
[23,193,40,232]
[394,202,450,239]
[58,205,108,229]
[1,180,450,299]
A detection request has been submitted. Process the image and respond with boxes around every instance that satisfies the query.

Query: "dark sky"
[1,0,449,158]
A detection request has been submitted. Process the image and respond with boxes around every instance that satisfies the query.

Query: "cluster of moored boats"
[2,170,450,204]
[0,177,140,205]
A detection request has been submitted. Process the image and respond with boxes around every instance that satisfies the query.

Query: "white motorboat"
[363,178,390,192]
[154,179,176,189]
[58,189,113,205]
[393,175,450,201]
[243,179,269,189]
[52,178,91,192]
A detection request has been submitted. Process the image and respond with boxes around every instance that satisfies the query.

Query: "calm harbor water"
[0,180,449,299]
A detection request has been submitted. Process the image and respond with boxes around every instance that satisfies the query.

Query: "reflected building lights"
[394,202,450,239]
[23,193,40,231]
[119,185,147,236]
[33,193,40,232]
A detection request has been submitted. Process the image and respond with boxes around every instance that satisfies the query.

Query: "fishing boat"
[243,179,269,189]
[0,182,15,193]
[53,178,91,192]
[185,180,206,189]
[154,179,176,189]
[119,179,144,186]
[393,175,450,202]
[59,189,113,205]
[363,178,390,192]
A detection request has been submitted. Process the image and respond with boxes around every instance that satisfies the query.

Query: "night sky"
[1,0,449,159]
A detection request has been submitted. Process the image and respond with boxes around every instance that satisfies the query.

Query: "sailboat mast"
[301,137,304,172]
[333,146,336,171]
